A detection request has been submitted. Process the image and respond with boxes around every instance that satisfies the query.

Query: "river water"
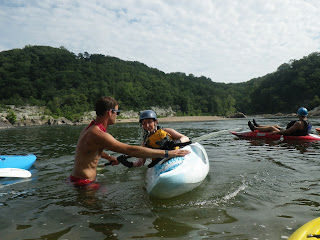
[1,117,320,240]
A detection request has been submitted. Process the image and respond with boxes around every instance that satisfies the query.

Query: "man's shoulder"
[81,127,111,141]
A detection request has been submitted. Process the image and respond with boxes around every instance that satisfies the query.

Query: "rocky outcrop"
[47,117,74,125]
[227,112,246,118]
[2,105,318,129]
[1,106,48,127]
[150,106,175,117]
[309,106,320,116]
[0,105,177,129]
[0,120,12,129]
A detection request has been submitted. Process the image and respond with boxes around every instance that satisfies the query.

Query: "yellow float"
[289,217,320,240]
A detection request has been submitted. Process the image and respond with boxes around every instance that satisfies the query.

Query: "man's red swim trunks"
[68,175,100,190]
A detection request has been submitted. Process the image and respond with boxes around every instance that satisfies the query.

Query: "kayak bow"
[0,154,37,169]
[146,142,209,199]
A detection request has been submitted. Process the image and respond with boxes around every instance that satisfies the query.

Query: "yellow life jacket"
[145,129,172,148]
[145,128,179,150]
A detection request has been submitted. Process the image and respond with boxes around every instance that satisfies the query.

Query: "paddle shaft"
[193,128,242,142]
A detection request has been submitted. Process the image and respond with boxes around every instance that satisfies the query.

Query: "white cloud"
[0,0,320,83]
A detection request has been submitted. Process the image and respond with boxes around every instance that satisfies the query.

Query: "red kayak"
[230,130,320,141]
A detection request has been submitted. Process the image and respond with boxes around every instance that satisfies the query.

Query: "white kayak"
[0,168,32,178]
[146,142,209,199]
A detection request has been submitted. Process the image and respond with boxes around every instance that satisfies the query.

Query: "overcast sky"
[1,0,320,83]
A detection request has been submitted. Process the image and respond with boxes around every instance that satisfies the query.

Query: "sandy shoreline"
[116,115,226,123]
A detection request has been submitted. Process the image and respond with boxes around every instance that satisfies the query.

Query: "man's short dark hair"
[95,96,118,116]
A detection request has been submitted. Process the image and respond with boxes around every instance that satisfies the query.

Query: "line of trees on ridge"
[0,45,319,120]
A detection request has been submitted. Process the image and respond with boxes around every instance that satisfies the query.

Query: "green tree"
[6,109,17,124]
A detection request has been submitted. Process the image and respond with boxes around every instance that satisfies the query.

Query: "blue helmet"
[139,110,157,123]
[297,107,308,116]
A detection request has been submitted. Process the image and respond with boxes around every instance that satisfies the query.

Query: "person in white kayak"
[247,107,312,136]
[130,110,191,168]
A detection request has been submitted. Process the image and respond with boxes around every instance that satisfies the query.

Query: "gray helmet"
[139,110,157,123]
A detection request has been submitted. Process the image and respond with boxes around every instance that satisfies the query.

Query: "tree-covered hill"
[249,52,320,114]
[0,45,236,119]
[219,52,320,115]
[0,45,319,120]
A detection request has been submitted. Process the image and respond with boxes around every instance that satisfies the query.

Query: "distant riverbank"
[1,104,320,129]
[0,105,228,129]
[117,115,226,123]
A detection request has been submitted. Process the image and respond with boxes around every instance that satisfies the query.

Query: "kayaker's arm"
[271,121,302,135]
[100,132,190,159]
[164,128,190,143]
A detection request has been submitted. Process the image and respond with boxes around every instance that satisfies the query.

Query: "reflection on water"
[0,118,320,239]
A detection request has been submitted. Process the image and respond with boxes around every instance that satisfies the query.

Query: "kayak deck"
[0,154,37,169]
[146,142,209,199]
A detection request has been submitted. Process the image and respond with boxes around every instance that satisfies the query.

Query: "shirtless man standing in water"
[69,96,190,188]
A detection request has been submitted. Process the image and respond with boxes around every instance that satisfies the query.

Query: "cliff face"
[0,105,95,128]
[1,106,49,128]
[309,106,320,116]
[0,105,176,129]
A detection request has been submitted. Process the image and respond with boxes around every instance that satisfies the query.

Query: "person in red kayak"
[248,107,312,136]
[131,110,190,168]
[68,96,190,189]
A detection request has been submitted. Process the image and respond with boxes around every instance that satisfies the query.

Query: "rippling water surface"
[1,117,320,239]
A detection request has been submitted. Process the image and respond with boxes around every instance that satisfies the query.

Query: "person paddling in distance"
[69,97,190,189]
[247,107,312,136]
[131,110,190,167]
